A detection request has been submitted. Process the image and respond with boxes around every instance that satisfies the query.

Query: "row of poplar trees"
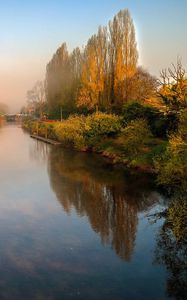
[45,9,156,116]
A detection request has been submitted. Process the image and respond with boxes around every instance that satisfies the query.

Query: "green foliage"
[147,140,168,160]
[54,115,87,150]
[22,119,57,140]
[53,112,121,150]
[120,119,152,157]
[159,81,187,111]
[178,108,187,137]
[85,112,121,137]
[43,123,57,139]
[122,102,157,125]
[22,118,35,131]
[122,102,178,137]
[154,135,187,190]
[155,197,187,299]
[159,60,187,111]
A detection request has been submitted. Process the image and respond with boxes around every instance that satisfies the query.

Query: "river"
[0,123,171,299]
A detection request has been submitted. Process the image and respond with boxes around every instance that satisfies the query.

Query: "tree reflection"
[48,147,159,261]
[29,139,50,164]
[154,197,187,299]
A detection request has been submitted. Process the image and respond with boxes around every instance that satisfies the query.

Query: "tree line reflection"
[47,147,159,261]
[154,195,187,299]
[25,140,187,299]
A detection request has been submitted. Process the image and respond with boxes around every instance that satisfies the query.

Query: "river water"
[0,123,171,299]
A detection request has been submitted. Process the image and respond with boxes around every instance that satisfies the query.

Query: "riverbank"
[22,109,187,196]
[22,113,167,174]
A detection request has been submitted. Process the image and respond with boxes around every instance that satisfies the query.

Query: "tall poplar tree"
[109,9,138,106]
[45,9,139,115]
[77,26,108,110]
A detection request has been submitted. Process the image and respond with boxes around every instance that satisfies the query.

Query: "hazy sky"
[0,0,187,113]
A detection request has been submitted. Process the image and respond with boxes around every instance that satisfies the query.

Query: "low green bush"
[22,119,57,140]
[84,112,121,147]
[120,119,152,157]
[54,115,87,149]
[122,102,178,137]
[178,108,187,137]
[154,135,187,191]
[53,112,121,150]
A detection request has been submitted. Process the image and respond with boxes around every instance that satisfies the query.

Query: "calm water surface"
[0,124,170,299]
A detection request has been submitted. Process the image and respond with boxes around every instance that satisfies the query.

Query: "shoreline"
[27,127,156,175]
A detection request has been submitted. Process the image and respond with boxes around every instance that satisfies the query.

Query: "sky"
[0,0,187,113]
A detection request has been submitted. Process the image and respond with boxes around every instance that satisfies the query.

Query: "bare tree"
[27,81,46,119]
[158,58,187,110]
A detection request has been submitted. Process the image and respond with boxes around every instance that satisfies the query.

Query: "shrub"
[154,135,187,191]
[23,120,57,140]
[83,113,121,148]
[53,112,121,150]
[120,119,152,157]
[22,119,36,133]
[122,102,178,137]
[178,109,187,137]
[122,102,150,123]
[85,112,121,141]
[54,115,87,150]
[43,123,57,139]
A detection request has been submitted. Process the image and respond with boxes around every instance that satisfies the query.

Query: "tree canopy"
[45,9,156,115]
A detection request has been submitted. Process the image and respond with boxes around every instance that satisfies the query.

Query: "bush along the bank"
[22,108,187,190]
[54,112,122,150]
[178,108,187,138]
[122,102,179,137]
[23,118,57,140]
[154,134,187,192]
[23,111,167,172]
[54,115,87,150]
[120,119,152,157]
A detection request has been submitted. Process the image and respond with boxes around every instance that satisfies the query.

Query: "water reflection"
[47,147,160,261]
[29,139,50,164]
[154,197,187,299]
[155,226,187,299]
[0,126,170,300]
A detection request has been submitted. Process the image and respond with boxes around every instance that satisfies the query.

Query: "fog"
[0,55,46,114]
